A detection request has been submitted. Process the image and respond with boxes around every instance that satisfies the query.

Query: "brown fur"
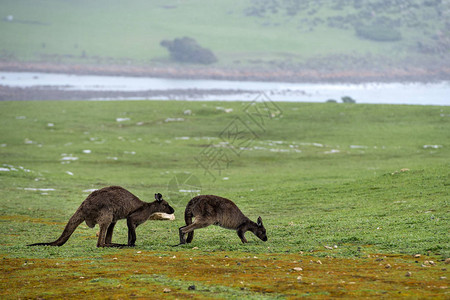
[178,195,267,245]
[28,186,174,247]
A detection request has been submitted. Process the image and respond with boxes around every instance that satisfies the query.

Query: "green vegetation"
[1,100,448,256]
[0,0,448,70]
[0,100,449,298]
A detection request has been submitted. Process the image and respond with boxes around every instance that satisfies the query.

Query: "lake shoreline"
[1,60,449,84]
[1,70,449,105]
[0,85,254,101]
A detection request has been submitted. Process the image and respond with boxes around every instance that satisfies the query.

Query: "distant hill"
[0,0,449,82]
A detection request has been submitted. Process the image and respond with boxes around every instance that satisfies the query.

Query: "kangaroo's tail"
[184,205,194,243]
[28,209,84,247]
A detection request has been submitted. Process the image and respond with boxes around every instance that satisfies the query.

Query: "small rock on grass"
[163,288,171,293]
[423,260,436,266]
[188,285,196,290]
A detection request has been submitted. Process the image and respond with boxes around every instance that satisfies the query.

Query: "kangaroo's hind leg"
[178,217,211,245]
[105,222,116,244]
[178,225,187,245]
[97,222,110,247]
[98,223,127,247]
[97,215,126,247]
[183,209,195,243]
[185,215,195,243]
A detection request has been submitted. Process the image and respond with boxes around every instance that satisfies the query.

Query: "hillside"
[0,0,449,82]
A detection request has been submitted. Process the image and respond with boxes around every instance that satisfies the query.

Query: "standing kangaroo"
[178,195,267,245]
[28,186,174,247]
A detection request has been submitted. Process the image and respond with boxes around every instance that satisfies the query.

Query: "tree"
[160,37,217,65]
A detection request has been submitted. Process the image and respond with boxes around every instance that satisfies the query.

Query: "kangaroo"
[28,186,174,247]
[178,195,267,245]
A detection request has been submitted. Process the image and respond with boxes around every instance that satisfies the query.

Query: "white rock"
[165,118,184,122]
[24,188,56,192]
[116,118,130,122]
[61,156,78,161]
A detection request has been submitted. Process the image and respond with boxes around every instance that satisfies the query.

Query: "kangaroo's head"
[153,193,175,214]
[252,216,268,242]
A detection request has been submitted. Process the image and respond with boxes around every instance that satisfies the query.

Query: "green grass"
[0,0,447,67]
[1,100,449,298]
[0,100,448,258]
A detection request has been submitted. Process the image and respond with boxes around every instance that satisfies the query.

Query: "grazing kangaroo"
[178,195,267,245]
[28,186,174,247]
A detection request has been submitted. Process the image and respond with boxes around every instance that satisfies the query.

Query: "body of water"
[1,71,449,105]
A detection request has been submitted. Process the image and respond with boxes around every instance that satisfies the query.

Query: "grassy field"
[0,0,448,69]
[0,99,449,298]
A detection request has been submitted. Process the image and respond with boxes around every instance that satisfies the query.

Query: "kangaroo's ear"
[155,193,163,201]
[257,216,263,227]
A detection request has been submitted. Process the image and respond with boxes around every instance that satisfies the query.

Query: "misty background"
[1,0,449,83]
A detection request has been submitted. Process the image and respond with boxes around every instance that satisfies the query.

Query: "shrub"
[341,96,356,103]
[355,24,402,42]
[160,37,217,65]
